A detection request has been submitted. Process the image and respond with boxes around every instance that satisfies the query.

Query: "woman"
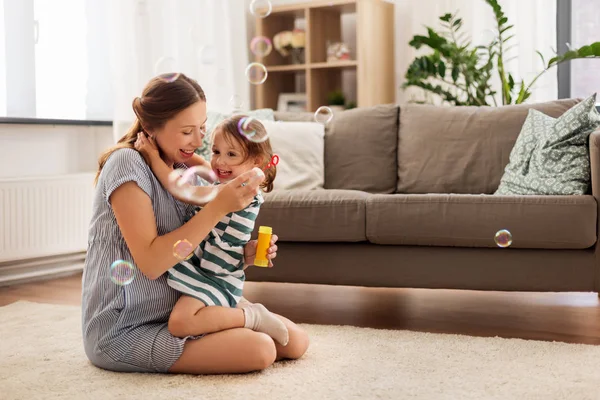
[82,73,309,374]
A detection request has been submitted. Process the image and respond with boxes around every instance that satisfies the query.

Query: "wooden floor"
[2,272,600,345]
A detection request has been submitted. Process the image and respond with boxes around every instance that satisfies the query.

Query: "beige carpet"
[2,302,600,400]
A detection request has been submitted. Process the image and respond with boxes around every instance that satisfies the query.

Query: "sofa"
[246,99,600,293]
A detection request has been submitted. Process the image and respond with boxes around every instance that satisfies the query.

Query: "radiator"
[0,173,95,263]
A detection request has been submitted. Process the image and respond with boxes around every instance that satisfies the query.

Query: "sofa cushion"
[276,105,399,193]
[262,120,325,191]
[324,105,399,193]
[396,99,581,194]
[495,94,600,195]
[256,189,369,242]
[366,194,596,249]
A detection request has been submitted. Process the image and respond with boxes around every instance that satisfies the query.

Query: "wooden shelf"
[266,64,307,72]
[254,0,395,112]
[265,62,356,72]
[310,60,357,69]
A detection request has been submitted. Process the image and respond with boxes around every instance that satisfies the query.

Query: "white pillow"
[260,120,325,191]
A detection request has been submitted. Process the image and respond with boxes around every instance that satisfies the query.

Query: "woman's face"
[152,100,207,167]
[210,129,260,182]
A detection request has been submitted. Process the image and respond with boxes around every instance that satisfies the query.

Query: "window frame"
[556,0,572,99]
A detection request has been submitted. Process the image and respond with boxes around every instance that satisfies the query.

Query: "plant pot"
[290,48,305,64]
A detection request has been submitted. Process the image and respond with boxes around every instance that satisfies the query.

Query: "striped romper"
[82,149,200,373]
[167,190,263,308]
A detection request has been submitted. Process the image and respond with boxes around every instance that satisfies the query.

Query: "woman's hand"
[243,234,278,269]
[134,132,160,166]
[213,168,265,215]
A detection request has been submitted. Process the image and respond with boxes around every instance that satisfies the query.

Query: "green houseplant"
[327,90,346,112]
[403,0,600,106]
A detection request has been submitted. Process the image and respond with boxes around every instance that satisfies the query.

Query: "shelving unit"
[253,0,395,112]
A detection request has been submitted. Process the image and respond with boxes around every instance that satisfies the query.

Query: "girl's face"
[151,101,207,167]
[210,129,260,182]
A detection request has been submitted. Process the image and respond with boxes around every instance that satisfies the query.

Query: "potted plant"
[327,90,346,112]
[403,0,600,106]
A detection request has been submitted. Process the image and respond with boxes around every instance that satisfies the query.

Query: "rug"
[2,301,600,400]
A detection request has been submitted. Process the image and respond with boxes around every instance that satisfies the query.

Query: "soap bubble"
[250,0,272,18]
[168,166,218,203]
[250,36,273,57]
[237,116,269,143]
[154,57,180,82]
[110,260,136,286]
[173,239,194,260]
[314,106,334,125]
[230,94,244,111]
[245,62,268,85]
[494,229,513,248]
[198,45,216,65]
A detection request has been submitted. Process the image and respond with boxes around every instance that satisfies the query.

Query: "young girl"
[136,115,289,346]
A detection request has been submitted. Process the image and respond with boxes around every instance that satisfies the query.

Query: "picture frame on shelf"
[277,93,308,112]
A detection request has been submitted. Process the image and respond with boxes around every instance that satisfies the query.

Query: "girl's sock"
[241,303,289,346]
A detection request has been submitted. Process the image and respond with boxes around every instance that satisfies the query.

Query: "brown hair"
[94,73,206,185]
[214,115,277,193]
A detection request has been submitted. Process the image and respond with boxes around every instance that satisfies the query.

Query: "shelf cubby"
[253,0,394,112]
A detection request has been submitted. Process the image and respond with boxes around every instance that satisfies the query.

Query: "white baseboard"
[0,253,85,287]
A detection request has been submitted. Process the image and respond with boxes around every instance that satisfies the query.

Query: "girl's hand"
[214,168,265,214]
[134,132,160,166]
[243,234,278,269]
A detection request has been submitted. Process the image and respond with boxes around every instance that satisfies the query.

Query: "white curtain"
[395,0,558,105]
[108,0,250,142]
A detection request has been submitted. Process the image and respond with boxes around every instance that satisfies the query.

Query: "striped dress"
[167,190,264,308]
[81,148,199,373]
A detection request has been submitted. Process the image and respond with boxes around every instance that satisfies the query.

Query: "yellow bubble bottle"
[254,226,272,267]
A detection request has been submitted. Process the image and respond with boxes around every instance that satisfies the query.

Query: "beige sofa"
[247,99,600,293]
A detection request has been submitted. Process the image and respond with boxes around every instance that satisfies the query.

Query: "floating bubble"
[250,36,273,57]
[168,166,219,203]
[154,57,180,83]
[314,106,334,125]
[173,239,194,260]
[110,260,136,286]
[198,45,216,65]
[494,229,513,248]
[250,0,272,18]
[245,62,268,85]
[237,116,269,143]
[230,94,244,111]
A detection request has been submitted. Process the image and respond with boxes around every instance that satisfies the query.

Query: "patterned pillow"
[195,108,275,161]
[495,94,600,195]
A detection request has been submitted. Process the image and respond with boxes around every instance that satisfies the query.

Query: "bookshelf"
[253,0,395,112]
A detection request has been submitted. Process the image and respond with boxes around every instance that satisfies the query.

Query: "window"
[570,0,600,100]
[0,0,112,121]
[558,0,600,101]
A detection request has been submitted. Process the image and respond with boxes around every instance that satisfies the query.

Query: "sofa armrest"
[589,128,600,291]
[590,129,600,198]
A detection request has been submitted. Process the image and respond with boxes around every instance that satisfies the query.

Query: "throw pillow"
[260,120,325,191]
[195,108,275,160]
[495,94,600,195]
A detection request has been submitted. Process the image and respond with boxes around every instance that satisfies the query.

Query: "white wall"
[0,124,113,178]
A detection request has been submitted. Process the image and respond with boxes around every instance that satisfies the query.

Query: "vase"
[290,48,305,64]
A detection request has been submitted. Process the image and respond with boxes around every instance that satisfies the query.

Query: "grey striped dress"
[82,148,199,373]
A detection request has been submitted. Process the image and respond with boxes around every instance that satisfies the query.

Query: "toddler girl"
[137,115,288,346]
